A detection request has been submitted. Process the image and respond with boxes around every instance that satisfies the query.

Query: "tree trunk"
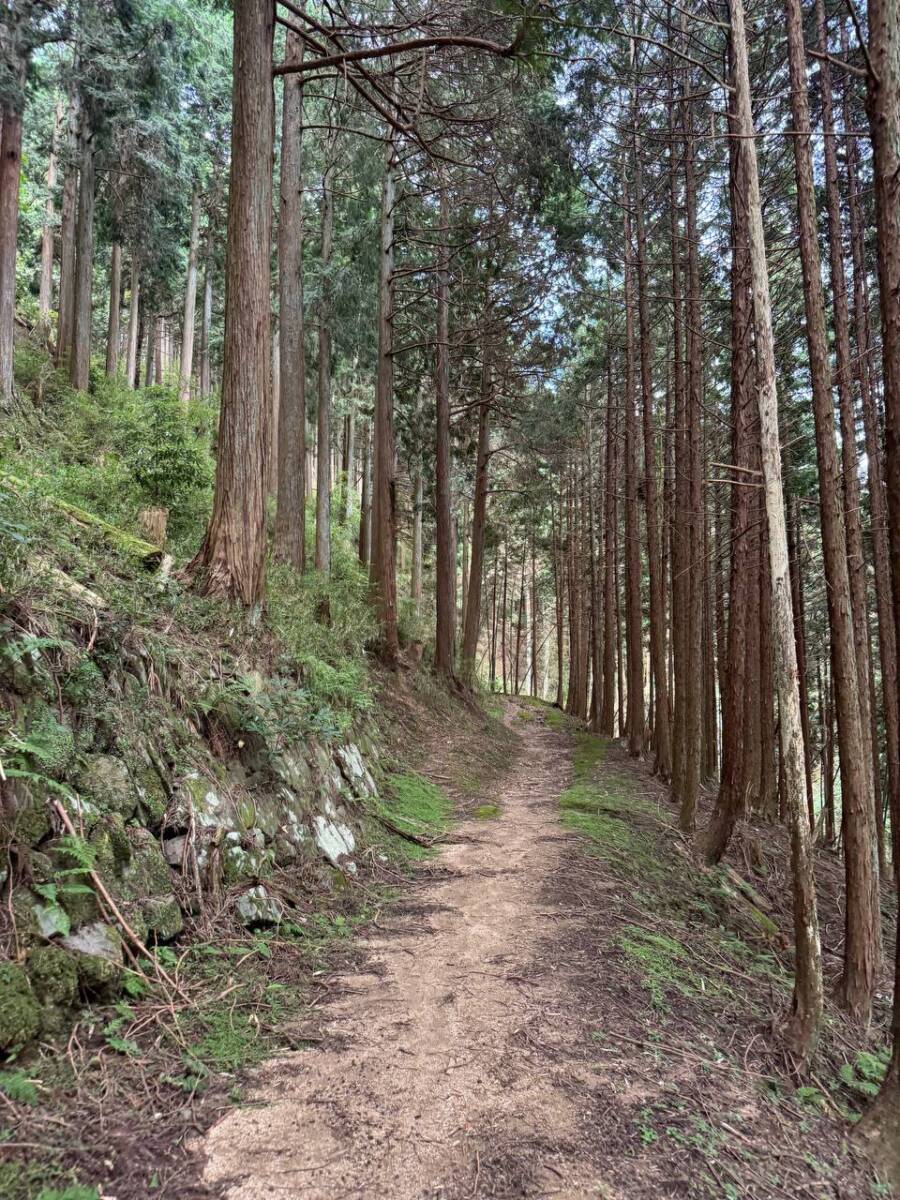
[39,100,64,324]
[633,115,670,778]
[124,259,140,388]
[56,95,79,368]
[728,0,822,1061]
[315,125,336,576]
[706,80,754,862]
[462,334,492,685]
[200,237,213,398]
[858,0,900,1173]
[188,0,274,605]
[69,121,95,392]
[785,0,879,1022]
[434,180,455,677]
[105,243,122,377]
[179,188,201,402]
[0,95,23,404]
[370,118,400,664]
[623,177,644,757]
[274,29,306,571]
[600,339,617,734]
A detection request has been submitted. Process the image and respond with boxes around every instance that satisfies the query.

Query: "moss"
[1,780,52,848]
[76,755,137,819]
[24,702,77,781]
[26,946,78,1008]
[0,962,41,1051]
[473,803,500,819]
[617,926,694,1012]
[379,773,450,853]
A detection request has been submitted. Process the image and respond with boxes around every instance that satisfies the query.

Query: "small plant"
[0,1070,39,1107]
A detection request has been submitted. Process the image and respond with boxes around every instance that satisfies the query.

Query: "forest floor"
[199,700,894,1200]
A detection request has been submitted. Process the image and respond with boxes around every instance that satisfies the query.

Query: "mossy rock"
[9,887,43,946]
[61,655,105,706]
[26,945,78,1007]
[119,827,182,939]
[0,962,40,1051]
[0,779,52,849]
[76,755,138,820]
[89,813,131,873]
[131,756,169,830]
[19,701,76,782]
[62,922,124,997]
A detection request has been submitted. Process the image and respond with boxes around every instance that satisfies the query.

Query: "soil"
[200,703,888,1199]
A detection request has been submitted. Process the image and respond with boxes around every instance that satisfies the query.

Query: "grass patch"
[373,772,452,861]
[617,926,696,1013]
[473,803,500,819]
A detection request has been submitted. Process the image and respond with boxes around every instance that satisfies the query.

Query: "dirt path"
[202,705,602,1199]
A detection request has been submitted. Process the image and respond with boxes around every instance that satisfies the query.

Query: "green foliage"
[375,772,451,861]
[123,389,213,518]
[0,1070,39,1107]
[834,1050,889,1101]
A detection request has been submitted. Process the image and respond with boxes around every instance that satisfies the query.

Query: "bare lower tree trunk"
[125,259,140,389]
[706,81,754,862]
[729,0,822,1061]
[370,119,400,664]
[105,243,122,377]
[70,122,95,391]
[633,109,670,778]
[200,241,213,398]
[189,0,274,606]
[0,94,23,404]
[39,100,64,324]
[622,177,644,757]
[56,95,79,368]
[179,189,201,403]
[785,0,879,1023]
[859,0,900,1172]
[274,30,306,571]
[315,125,336,576]
[434,180,455,678]
[358,421,370,567]
[462,345,491,684]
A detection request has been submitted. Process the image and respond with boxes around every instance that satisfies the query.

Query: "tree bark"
[859,0,900,1170]
[315,124,336,575]
[56,94,79,368]
[785,0,879,1022]
[434,180,455,677]
[69,120,95,392]
[105,243,122,377]
[728,0,822,1061]
[370,117,400,664]
[188,0,274,606]
[622,177,644,757]
[38,100,64,324]
[274,29,306,572]
[0,94,23,404]
[125,258,140,388]
[179,189,202,402]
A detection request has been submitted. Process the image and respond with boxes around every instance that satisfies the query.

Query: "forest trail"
[202,704,605,1199]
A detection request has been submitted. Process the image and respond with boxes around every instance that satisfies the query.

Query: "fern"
[0,1069,39,1106]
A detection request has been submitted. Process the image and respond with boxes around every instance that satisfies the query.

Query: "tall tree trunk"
[623,178,644,757]
[357,420,370,566]
[200,237,213,398]
[434,180,455,677]
[38,100,64,325]
[462,335,492,684]
[125,258,140,388]
[274,29,306,572]
[69,122,95,392]
[56,94,79,368]
[706,78,754,862]
[600,333,617,734]
[859,0,900,1171]
[788,497,815,828]
[728,0,822,1060]
[0,89,24,404]
[315,126,336,576]
[179,188,202,402]
[633,114,670,777]
[105,243,122,377]
[785,0,879,1022]
[273,29,309,571]
[189,0,274,605]
[370,118,400,664]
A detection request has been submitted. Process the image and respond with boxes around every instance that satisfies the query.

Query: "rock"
[62,922,124,995]
[1,779,52,848]
[119,827,182,939]
[313,812,356,867]
[162,835,187,867]
[26,945,78,1008]
[335,744,378,799]
[235,885,284,927]
[77,755,137,820]
[170,771,224,831]
[0,962,40,1051]
[25,702,76,780]
[132,756,169,830]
